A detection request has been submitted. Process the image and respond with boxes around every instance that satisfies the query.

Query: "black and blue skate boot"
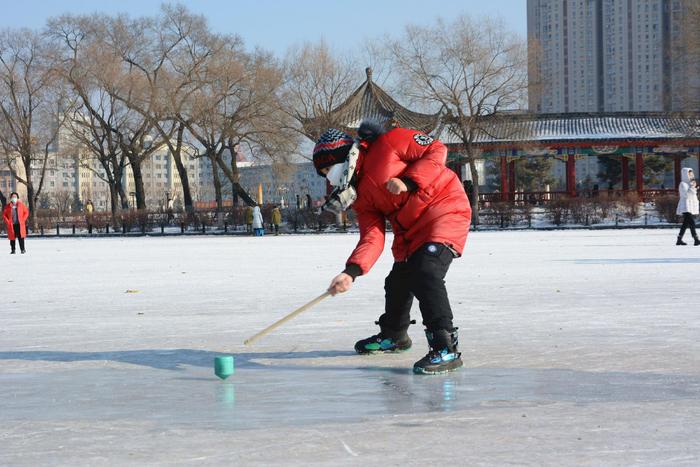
[413,328,463,375]
[354,327,412,355]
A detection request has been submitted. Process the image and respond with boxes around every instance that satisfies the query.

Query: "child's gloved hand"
[385,178,408,195]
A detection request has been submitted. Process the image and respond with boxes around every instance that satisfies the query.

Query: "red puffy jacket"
[346,127,471,275]
[3,201,29,240]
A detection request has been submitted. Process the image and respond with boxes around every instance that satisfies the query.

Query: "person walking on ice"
[313,121,471,374]
[271,205,282,235]
[245,205,253,233]
[676,167,699,245]
[252,205,265,237]
[3,192,29,254]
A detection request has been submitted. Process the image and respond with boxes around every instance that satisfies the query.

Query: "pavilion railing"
[478,188,677,206]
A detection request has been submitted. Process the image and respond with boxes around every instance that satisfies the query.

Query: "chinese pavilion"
[442,112,700,202]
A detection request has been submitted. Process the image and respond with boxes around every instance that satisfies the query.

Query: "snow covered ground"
[1,230,699,466]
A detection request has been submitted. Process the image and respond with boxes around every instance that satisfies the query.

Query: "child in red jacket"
[313,121,471,374]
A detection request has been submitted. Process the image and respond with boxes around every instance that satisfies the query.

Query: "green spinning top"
[214,356,235,380]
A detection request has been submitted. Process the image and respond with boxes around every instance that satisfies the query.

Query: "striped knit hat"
[312,129,354,176]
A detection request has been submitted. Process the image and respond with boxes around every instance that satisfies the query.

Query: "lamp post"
[129,192,136,209]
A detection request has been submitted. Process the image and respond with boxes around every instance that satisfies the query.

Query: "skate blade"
[356,346,412,355]
[413,360,463,375]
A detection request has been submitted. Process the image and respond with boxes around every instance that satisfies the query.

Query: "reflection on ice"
[216,383,235,409]
[442,380,455,411]
[2,349,699,432]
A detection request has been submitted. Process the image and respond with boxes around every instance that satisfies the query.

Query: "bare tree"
[0,28,69,228]
[389,16,529,223]
[46,13,167,213]
[85,13,174,211]
[283,41,360,142]
[182,35,298,208]
[65,94,130,217]
[47,16,132,221]
[52,189,74,221]
[100,5,207,213]
[155,5,230,213]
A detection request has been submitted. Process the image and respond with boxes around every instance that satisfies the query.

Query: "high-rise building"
[528,0,700,113]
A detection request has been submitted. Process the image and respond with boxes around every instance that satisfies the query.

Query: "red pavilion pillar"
[500,157,508,201]
[508,159,516,201]
[635,152,644,196]
[565,154,577,197]
[674,155,682,190]
[622,157,630,191]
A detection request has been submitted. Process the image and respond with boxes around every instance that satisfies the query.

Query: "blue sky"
[0,0,527,57]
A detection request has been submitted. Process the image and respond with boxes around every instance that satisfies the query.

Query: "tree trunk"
[24,160,37,231]
[232,182,256,206]
[118,183,129,210]
[221,146,255,206]
[229,153,238,206]
[170,126,194,213]
[112,163,130,210]
[128,156,147,210]
[467,154,481,225]
[108,183,118,223]
[210,155,223,211]
[173,155,194,213]
[0,190,6,210]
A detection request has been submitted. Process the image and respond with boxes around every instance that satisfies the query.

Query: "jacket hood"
[681,167,694,184]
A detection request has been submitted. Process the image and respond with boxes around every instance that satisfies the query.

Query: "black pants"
[377,243,455,334]
[10,224,25,252]
[679,212,697,239]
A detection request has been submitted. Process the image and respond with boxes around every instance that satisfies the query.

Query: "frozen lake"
[1,230,699,465]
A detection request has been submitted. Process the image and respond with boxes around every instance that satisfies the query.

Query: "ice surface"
[1,230,700,465]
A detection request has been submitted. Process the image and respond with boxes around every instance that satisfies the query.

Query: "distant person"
[245,206,253,233]
[3,192,29,254]
[166,198,174,222]
[85,199,94,223]
[271,205,282,235]
[252,205,264,236]
[676,168,699,246]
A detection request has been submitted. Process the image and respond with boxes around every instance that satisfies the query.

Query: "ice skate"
[413,329,463,375]
[354,329,412,354]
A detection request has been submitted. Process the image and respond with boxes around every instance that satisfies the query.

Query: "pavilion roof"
[439,112,700,146]
[301,68,441,140]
